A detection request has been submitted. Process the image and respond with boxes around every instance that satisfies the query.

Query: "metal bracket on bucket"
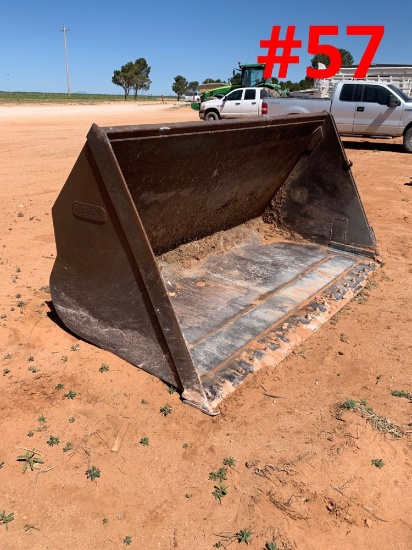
[50,115,379,414]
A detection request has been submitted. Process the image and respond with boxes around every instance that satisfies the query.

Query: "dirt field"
[0,102,411,550]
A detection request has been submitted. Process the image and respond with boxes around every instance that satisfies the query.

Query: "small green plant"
[27,430,34,437]
[342,398,357,410]
[266,543,278,550]
[38,415,46,423]
[236,529,252,544]
[3,353,12,360]
[139,437,149,447]
[102,517,108,524]
[160,403,172,416]
[39,285,50,293]
[69,417,75,423]
[61,355,68,363]
[0,510,14,530]
[0,461,4,469]
[17,300,25,307]
[27,355,35,362]
[183,442,188,449]
[123,535,132,545]
[141,399,148,405]
[212,483,228,502]
[371,458,385,468]
[55,383,64,390]
[70,343,79,351]
[64,389,76,399]
[99,363,109,372]
[86,465,100,481]
[0,314,7,320]
[223,456,236,468]
[63,442,72,452]
[209,467,228,482]
[47,435,60,446]
[391,389,412,400]
[3,368,10,375]
[17,449,44,473]
[28,365,38,373]
[15,293,21,299]
[168,385,177,394]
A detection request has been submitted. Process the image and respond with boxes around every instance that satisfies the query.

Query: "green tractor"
[191,63,285,111]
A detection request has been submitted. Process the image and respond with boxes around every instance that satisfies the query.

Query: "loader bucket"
[50,114,379,414]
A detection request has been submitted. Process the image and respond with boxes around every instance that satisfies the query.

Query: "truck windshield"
[388,84,412,102]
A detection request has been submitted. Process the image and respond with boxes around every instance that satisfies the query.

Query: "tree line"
[113,49,354,100]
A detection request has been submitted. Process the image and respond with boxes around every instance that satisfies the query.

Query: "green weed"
[64,390,76,399]
[236,529,252,544]
[391,389,412,400]
[63,442,72,452]
[371,458,385,468]
[139,437,149,447]
[160,403,172,416]
[86,465,100,481]
[212,483,228,503]
[0,510,14,530]
[223,456,236,468]
[342,398,357,410]
[99,363,109,372]
[209,467,228,482]
[17,449,44,473]
[47,435,60,446]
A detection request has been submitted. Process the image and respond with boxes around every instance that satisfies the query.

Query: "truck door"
[220,89,244,117]
[241,88,260,117]
[353,84,403,135]
[332,83,361,133]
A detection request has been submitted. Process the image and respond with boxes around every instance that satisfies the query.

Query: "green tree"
[112,61,135,100]
[172,75,188,100]
[187,81,199,92]
[311,48,354,69]
[202,78,216,84]
[229,73,241,86]
[132,58,152,99]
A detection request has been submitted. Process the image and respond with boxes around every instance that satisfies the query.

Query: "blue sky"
[0,1,409,96]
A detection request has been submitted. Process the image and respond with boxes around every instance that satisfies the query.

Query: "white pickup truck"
[262,80,412,153]
[199,87,271,121]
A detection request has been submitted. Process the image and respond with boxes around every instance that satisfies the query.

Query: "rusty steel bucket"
[50,115,379,414]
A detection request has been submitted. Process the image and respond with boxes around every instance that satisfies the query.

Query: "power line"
[60,25,71,97]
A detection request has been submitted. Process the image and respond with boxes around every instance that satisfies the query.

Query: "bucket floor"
[159,240,358,377]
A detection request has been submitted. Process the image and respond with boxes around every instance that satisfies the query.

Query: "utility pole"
[60,25,71,98]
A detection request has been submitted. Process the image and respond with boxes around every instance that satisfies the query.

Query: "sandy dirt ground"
[0,101,411,550]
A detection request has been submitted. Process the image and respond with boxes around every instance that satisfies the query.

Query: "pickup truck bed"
[262,81,412,152]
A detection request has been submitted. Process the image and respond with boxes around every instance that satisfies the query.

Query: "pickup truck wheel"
[403,127,412,153]
[205,111,219,121]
